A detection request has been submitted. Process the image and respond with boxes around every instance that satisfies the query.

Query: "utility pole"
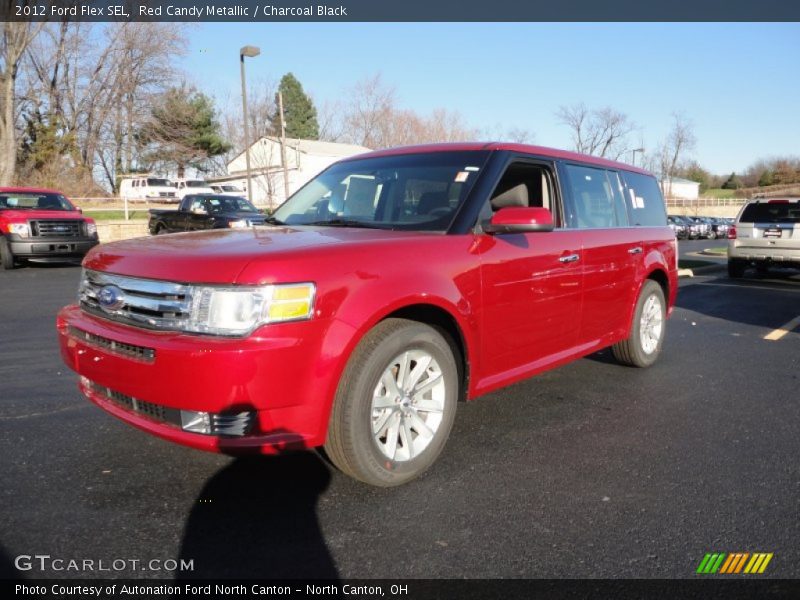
[278,91,291,203]
[239,45,260,204]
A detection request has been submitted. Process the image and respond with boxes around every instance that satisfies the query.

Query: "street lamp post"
[239,45,260,204]
[631,147,645,167]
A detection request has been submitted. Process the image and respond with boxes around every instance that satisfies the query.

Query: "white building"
[212,137,371,208]
[660,176,700,200]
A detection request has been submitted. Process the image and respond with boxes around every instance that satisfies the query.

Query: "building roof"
[228,137,371,168]
[661,176,700,186]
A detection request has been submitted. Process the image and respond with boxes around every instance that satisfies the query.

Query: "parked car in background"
[57,142,678,487]
[210,184,246,196]
[667,215,688,239]
[708,217,730,239]
[148,194,265,234]
[728,198,800,278]
[686,216,713,239]
[0,187,99,269]
[174,179,215,199]
[119,176,177,202]
[670,215,700,239]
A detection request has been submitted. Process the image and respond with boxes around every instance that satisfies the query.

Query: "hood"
[83,225,432,283]
[1,209,85,221]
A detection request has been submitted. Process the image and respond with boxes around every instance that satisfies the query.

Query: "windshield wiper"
[303,218,379,228]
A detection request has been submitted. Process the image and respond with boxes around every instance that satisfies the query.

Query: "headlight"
[85,221,97,237]
[228,219,248,229]
[187,283,315,335]
[7,223,30,237]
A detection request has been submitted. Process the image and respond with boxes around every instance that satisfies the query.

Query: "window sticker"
[454,171,470,183]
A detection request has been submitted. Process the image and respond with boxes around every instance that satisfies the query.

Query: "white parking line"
[764,316,800,341]
[695,282,800,293]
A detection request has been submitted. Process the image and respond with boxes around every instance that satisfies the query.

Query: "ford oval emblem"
[97,285,125,312]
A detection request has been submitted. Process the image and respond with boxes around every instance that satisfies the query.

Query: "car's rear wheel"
[0,238,17,270]
[325,318,458,487]
[612,280,666,368]
[728,259,746,279]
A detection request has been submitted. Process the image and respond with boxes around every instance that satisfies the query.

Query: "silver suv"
[728,198,800,278]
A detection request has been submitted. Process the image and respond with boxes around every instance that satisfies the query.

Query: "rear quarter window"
[621,172,667,226]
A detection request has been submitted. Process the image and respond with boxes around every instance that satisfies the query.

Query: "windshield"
[205,196,257,213]
[0,193,75,211]
[740,201,800,223]
[186,180,209,188]
[147,178,172,187]
[271,151,491,231]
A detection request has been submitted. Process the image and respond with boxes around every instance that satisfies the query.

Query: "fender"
[311,274,481,442]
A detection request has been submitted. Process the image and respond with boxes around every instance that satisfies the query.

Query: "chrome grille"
[159,192,176,198]
[79,270,193,330]
[67,326,156,362]
[31,220,82,237]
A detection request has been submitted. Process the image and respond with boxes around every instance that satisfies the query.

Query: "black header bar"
[3,0,800,22]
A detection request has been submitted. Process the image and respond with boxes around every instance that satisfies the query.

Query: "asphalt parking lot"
[1,259,799,580]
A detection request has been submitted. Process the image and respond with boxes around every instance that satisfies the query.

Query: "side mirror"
[483,207,554,234]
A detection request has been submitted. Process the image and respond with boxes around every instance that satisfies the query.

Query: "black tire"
[755,262,770,275]
[612,280,667,368]
[325,318,458,487]
[728,259,746,279]
[154,224,167,235]
[0,238,16,270]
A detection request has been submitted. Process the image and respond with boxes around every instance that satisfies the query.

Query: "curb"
[679,263,727,278]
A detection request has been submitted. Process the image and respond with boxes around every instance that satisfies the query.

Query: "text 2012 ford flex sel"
[57,143,678,486]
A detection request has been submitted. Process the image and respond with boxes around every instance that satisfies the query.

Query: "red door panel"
[477,230,583,382]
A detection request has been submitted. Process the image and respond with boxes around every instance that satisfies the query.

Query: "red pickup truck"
[57,143,678,486]
[0,187,98,269]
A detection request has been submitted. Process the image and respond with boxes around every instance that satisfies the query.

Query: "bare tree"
[19,22,187,191]
[656,113,696,197]
[556,103,635,160]
[0,21,44,184]
[330,73,477,149]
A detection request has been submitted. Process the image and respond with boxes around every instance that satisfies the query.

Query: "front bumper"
[9,236,98,261]
[57,304,345,453]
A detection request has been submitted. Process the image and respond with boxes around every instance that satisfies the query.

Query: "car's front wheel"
[612,280,666,368]
[0,238,17,270]
[325,319,458,487]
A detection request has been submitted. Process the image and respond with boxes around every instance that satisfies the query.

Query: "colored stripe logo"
[697,552,773,574]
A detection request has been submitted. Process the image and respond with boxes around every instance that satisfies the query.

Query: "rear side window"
[563,164,628,229]
[621,172,667,226]
[740,201,800,223]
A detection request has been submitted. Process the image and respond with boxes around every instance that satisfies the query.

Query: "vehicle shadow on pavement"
[176,452,339,579]
[0,543,21,579]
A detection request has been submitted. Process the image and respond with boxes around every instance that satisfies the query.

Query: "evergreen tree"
[757,170,774,187]
[140,85,231,177]
[722,172,743,190]
[273,73,319,140]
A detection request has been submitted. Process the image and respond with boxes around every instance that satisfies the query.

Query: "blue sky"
[180,22,800,175]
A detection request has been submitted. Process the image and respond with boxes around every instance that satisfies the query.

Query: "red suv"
[57,143,678,486]
[0,187,99,269]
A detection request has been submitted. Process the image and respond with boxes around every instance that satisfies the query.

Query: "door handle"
[559,253,580,263]
[628,247,643,255]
